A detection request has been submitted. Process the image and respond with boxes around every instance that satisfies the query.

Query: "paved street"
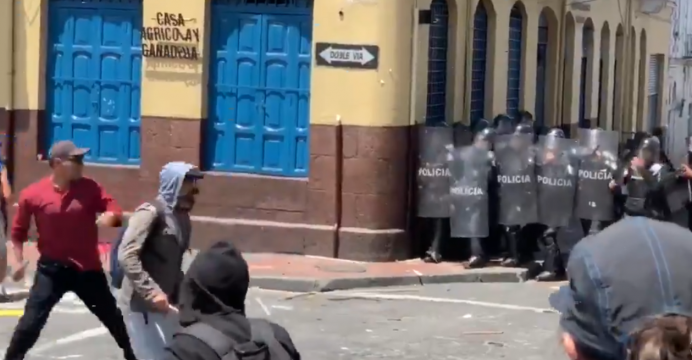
[0,282,567,360]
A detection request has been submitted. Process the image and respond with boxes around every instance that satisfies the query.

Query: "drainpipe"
[332,115,343,259]
[555,0,568,130]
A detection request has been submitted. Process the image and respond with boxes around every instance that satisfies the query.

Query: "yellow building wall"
[2,0,675,131]
[412,0,672,131]
[9,0,417,128]
[310,0,415,126]
[0,0,12,111]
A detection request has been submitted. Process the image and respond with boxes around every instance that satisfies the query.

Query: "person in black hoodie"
[162,241,301,360]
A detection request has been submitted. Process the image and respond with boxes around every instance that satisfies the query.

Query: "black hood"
[178,241,250,326]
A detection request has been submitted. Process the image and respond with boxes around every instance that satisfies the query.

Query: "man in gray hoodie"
[117,161,203,360]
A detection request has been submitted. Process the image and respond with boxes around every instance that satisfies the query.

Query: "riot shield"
[577,128,620,158]
[493,133,539,226]
[417,126,453,218]
[454,123,473,147]
[575,129,620,221]
[536,136,579,228]
[449,138,492,238]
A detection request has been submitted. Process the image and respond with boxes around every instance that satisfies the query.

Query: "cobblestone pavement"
[0,283,567,360]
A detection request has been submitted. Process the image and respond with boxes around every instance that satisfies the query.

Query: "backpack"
[175,319,293,360]
[110,201,166,289]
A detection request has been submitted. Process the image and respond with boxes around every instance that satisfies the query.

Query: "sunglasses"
[66,156,84,164]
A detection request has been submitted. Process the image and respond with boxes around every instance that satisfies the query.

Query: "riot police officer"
[680,137,692,231]
[494,122,538,267]
[620,136,674,221]
[534,128,577,281]
[416,124,453,263]
[575,128,621,236]
[449,121,496,268]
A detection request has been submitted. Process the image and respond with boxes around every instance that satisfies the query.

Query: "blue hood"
[157,161,196,209]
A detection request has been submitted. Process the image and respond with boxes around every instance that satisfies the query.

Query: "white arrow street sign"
[319,47,375,66]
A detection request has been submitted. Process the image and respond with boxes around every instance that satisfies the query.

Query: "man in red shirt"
[4,141,137,360]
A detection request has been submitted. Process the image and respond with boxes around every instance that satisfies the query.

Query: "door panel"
[47,1,142,164]
[207,8,311,176]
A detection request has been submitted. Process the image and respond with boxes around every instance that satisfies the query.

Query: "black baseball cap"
[550,217,692,359]
[49,140,89,160]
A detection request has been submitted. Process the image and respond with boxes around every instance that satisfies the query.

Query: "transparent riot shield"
[449,134,492,238]
[575,129,620,221]
[454,123,473,148]
[536,136,579,228]
[417,126,453,218]
[577,128,620,163]
[493,133,539,226]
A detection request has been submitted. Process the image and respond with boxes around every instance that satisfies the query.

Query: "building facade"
[665,0,692,163]
[0,0,674,261]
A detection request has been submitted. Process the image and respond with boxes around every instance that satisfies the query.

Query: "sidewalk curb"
[249,268,529,292]
[9,266,530,297]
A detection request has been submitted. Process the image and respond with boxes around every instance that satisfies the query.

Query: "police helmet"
[474,127,496,146]
[546,128,565,139]
[543,127,565,151]
[638,136,661,163]
[514,122,534,136]
[472,118,491,134]
[493,114,514,135]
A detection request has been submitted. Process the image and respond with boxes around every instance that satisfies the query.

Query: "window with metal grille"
[648,54,663,131]
[424,0,449,126]
[506,5,523,118]
[213,0,313,7]
[470,2,488,126]
[535,13,549,128]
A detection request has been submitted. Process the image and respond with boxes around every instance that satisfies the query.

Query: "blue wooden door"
[207,0,312,177]
[47,0,142,165]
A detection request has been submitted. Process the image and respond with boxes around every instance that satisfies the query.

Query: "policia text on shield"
[415,118,674,282]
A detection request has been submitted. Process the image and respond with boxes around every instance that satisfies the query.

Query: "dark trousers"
[580,219,613,237]
[469,237,491,259]
[538,227,564,274]
[4,259,135,360]
[426,218,446,256]
[503,225,532,262]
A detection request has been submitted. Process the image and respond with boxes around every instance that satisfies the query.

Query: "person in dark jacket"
[162,241,300,360]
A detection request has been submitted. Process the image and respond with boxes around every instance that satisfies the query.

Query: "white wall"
[666,0,692,161]
[670,0,691,58]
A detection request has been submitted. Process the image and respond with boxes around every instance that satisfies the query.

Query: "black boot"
[123,347,138,360]
[536,270,566,282]
[466,238,488,268]
[501,227,521,267]
[424,250,442,263]
[536,229,565,282]
[423,219,445,263]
